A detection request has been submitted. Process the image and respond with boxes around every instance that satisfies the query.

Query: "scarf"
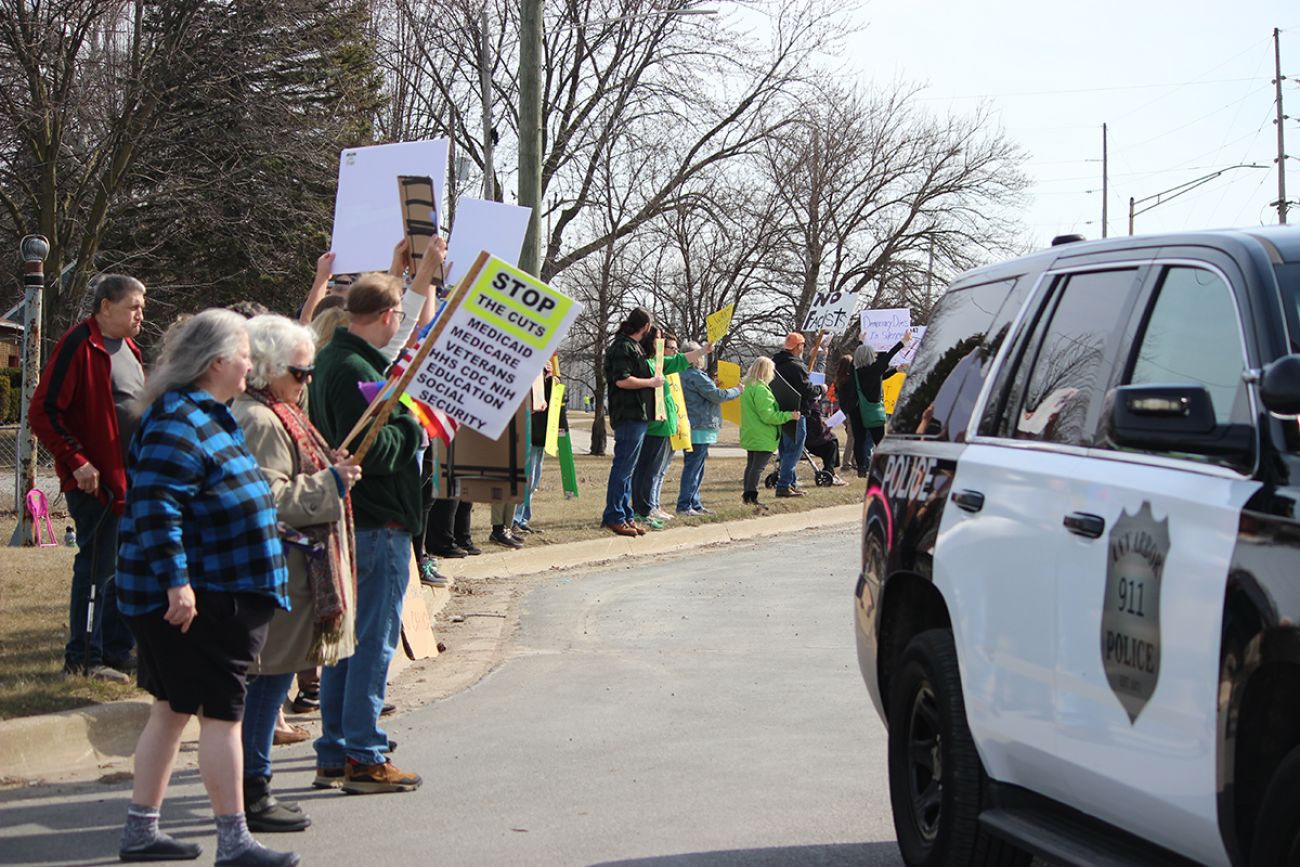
[247,387,356,665]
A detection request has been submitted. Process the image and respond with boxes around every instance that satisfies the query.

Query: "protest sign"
[397,175,438,269]
[883,373,906,415]
[653,338,666,421]
[406,254,582,441]
[826,408,846,430]
[706,304,734,345]
[667,373,692,452]
[558,432,579,498]
[717,360,741,425]
[803,288,858,332]
[332,139,449,273]
[436,403,528,503]
[544,382,565,457]
[861,308,912,350]
[445,197,532,287]
[895,326,927,366]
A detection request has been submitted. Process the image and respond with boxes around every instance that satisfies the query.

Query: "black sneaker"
[290,690,319,714]
[488,529,523,549]
[431,545,467,558]
[459,540,483,556]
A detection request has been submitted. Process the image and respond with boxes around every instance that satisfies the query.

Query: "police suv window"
[1125,266,1249,427]
[889,277,1026,440]
[1006,269,1138,446]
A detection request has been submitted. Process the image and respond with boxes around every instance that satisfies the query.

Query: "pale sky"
[844,0,1300,248]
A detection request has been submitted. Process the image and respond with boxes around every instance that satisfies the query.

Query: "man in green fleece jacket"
[308,274,424,795]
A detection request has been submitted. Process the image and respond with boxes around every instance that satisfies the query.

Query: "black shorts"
[128,589,276,722]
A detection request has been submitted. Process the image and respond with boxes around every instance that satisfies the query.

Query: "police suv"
[855,228,1300,867]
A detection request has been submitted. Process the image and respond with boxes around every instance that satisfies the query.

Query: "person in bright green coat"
[739,356,799,508]
[631,327,710,526]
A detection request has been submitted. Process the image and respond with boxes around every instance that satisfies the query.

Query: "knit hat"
[784,332,805,350]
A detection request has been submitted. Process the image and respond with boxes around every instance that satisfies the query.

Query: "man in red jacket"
[29,274,146,682]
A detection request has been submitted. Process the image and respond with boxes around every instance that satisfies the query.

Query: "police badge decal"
[1101,501,1169,723]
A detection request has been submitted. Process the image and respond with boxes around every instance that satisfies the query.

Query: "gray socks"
[121,803,162,851]
[215,813,257,860]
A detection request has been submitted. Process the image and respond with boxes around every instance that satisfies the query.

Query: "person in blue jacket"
[675,342,740,515]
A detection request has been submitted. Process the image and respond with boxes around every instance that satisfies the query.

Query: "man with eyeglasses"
[306,273,425,795]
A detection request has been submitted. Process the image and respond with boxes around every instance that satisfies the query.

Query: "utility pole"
[1101,123,1109,238]
[518,0,543,277]
[1274,27,1289,224]
[478,5,495,202]
[11,235,49,546]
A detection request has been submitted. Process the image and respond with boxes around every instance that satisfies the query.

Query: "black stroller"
[764,451,835,489]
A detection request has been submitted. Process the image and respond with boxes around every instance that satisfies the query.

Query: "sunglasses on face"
[287,365,314,383]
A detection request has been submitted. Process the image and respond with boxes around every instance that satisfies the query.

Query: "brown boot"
[341,759,422,794]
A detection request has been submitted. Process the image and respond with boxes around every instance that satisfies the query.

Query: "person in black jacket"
[770,332,820,497]
[848,330,913,475]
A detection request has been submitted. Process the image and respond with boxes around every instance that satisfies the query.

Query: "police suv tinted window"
[889,277,1026,440]
[1276,263,1300,353]
[1006,269,1138,446]
[1126,266,1249,427]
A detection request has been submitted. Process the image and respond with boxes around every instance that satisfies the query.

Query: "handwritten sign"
[544,381,565,457]
[407,255,582,440]
[803,288,858,332]
[861,308,912,350]
[717,360,741,425]
[706,304,734,344]
[653,338,666,421]
[667,373,692,452]
[895,326,927,367]
[883,374,906,415]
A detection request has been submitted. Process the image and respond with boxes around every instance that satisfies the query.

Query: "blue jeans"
[675,444,709,512]
[513,445,545,526]
[602,421,647,526]
[65,489,134,668]
[632,435,671,516]
[242,672,295,779]
[315,528,410,767]
[777,416,807,489]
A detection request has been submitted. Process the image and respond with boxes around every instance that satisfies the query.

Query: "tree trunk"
[590,342,608,455]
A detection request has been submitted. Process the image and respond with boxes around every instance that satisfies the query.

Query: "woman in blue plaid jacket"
[114,309,299,867]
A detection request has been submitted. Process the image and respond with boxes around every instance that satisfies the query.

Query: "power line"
[914,76,1268,102]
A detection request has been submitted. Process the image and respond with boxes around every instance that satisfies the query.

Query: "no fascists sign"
[407,256,581,440]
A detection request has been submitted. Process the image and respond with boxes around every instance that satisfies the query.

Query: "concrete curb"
[0,503,861,782]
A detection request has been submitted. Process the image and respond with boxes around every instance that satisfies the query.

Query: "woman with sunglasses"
[231,315,361,833]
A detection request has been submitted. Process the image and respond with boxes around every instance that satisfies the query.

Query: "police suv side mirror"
[1260,354,1300,415]
[1108,384,1253,457]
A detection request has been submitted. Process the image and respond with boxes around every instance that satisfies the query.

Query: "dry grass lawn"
[0,430,861,720]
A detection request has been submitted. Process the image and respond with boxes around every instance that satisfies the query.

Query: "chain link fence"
[0,424,62,515]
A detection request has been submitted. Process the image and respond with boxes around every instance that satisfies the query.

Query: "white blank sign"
[331,139,449,274]
[445,197,533,287]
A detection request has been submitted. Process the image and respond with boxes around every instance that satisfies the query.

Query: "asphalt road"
[0,526,904,866]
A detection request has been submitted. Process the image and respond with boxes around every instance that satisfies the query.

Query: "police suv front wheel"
[887,629,1029,867]
[1251,744,1300,866]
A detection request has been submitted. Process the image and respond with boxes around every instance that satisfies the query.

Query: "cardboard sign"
[803,288,859,332]
[717,360,741,425]
[653,338,666,421]
[861,308,912,350]
[332,139,449,273]
[882,373,906,415]
[406,255,581,441]
[667,372,692,452]
[445,197,532,287]
[437,401,528,503]
[895,326,927,367]
[706,304,734,344]
[398,175,439,269]
[399,557,439,660]
[531,373,547,411]
[544,381,565,457]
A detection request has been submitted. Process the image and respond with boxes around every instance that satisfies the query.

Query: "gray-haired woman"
[676,341,739,515]
[231,315,360,833]
[849,330,913,473]
[116,309,299,866]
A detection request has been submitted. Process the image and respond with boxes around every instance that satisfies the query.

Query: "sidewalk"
[0,502,860,784]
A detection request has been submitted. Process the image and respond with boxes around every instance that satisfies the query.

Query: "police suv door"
[937,265,1147,806]
[1048,261,1259,866]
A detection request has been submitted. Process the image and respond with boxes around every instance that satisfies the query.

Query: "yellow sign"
[717,360,741,425]
[544,382,565,456]
[882,373,906,415]
[653,338,666,421]
[667,373,692,452]
[706,304,734,345]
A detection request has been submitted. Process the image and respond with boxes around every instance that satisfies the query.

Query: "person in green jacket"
[307,275,424,795]
[739,356,800,509]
